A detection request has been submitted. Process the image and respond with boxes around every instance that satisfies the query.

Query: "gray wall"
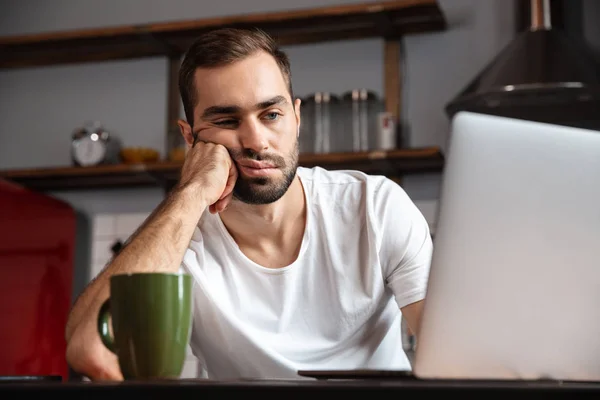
[0,0,519,214]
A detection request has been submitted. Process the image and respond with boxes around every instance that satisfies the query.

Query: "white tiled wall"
[90,212,148,277]
[89,211,200,379]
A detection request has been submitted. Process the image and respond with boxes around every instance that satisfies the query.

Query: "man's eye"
[264,112,281,121]
[214,119,238,126]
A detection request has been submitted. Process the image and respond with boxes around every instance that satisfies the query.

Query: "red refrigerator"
[0,179,76,382]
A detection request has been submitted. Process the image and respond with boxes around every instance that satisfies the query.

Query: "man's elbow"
[64,309,78,343]
[65,321,123,381]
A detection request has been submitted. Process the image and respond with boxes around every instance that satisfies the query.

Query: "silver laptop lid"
[414,112,600,381]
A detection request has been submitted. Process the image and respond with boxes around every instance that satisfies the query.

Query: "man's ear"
[294,98,301,136]
[177,119,194,147]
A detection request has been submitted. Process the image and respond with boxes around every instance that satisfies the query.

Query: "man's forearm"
[65,184,207,340]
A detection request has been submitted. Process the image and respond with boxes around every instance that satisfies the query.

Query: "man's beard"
[229,142,299,205]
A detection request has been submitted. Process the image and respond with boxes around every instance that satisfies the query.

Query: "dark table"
[2,377,600,398]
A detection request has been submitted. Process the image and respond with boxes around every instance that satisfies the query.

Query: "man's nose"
[238,118,269,153]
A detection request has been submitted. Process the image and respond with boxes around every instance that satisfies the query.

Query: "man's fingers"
[219,160,238,201]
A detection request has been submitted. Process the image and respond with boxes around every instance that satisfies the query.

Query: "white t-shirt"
[181,166,432,380]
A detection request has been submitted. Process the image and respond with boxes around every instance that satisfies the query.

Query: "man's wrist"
[171,181,211,213]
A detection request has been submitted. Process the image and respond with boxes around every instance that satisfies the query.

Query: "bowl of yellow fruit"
[120,147,160,164]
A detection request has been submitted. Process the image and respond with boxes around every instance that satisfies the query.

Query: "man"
[64,28,433,381]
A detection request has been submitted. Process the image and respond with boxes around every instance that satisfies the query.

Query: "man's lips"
[235,159,278,177]
[236,159,276,169]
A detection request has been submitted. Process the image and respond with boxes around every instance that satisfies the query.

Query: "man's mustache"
[192,135,286,168]
[228,148,286,168]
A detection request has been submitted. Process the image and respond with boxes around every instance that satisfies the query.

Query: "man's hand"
[179,141,238,214]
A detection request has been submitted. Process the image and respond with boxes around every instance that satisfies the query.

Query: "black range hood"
[445,0,600,130]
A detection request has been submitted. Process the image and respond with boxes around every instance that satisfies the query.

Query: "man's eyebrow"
[200,96,289,120]
[200,105,241,120]
[256,95,288,110]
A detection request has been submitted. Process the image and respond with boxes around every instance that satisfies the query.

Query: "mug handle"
[97,298,116,353]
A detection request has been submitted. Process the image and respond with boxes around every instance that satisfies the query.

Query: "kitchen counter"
[2,377,600,397]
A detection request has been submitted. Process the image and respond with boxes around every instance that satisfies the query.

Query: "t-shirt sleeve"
[373,178,433,310]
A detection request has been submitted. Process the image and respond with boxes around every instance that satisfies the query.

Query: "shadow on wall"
[70,210,92,306]
[67,210,92,381]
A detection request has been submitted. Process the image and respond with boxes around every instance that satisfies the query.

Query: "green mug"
[97,272,193,380]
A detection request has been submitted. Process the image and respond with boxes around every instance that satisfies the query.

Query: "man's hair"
[178,28,294,127]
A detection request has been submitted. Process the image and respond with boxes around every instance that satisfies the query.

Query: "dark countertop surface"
[2,376,600,397]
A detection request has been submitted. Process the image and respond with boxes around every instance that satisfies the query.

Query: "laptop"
[300,112,600,382]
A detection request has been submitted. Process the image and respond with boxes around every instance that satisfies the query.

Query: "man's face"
[183,51,301,205]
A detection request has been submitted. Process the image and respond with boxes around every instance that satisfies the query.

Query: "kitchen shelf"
[0,0,446,68]
[0,147,444,192]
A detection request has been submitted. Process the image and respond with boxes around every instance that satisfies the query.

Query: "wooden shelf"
[0,147,444,192]
[0,0,446,69]
[0,1,447,192]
